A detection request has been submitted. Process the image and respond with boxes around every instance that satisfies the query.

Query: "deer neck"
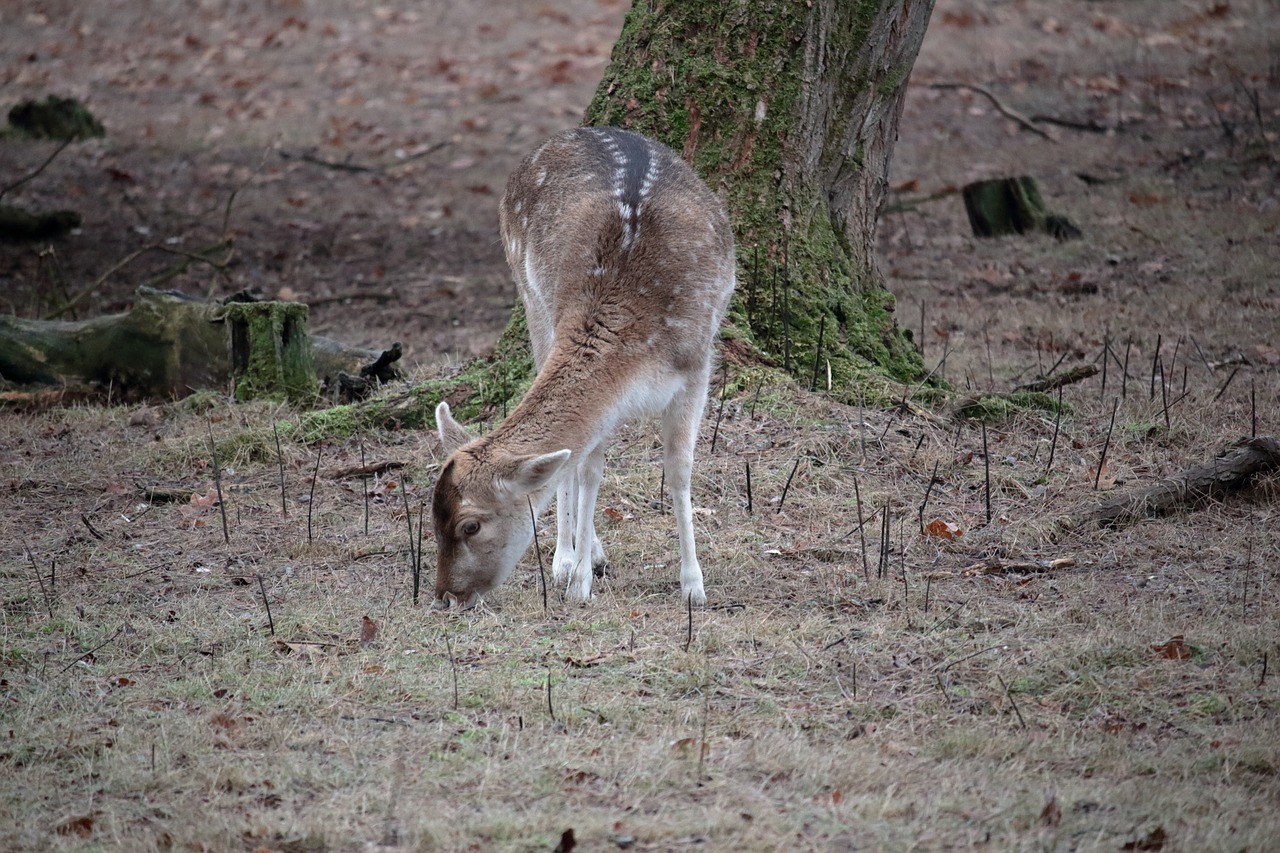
[485,317,635,461]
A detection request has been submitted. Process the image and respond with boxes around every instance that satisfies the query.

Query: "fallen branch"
[279,140,450,174]
[1014,364,1098,394]
[327,460,404,480]
[1074,436,1280,529]
[929,82,1056,142]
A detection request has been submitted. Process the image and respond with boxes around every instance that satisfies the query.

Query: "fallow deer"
[432,127,735,609]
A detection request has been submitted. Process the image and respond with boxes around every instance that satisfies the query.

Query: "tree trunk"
[478,0,933,408]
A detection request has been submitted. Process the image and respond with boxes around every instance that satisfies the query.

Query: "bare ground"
[2,1,1279,851]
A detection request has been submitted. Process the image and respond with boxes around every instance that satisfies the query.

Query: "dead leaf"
[1128,191,1166,207]
[1151,636,1195,660]
[553,828,576,853]
[1039,796,1062,827]
[1122,826,1168,851]
[603,506,624,521]
[360,615,377,646]
[54,812,98,838]
[924,518,964,539]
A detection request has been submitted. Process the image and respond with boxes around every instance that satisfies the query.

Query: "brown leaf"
[1039,796,1062,827]
[360,615,378,646]
[924,518,964,540]
[553,828,576,853]
[603,506,624,521]
[1151,636,1195,660]
[1123,826,1168,851]
[54,812,98,838]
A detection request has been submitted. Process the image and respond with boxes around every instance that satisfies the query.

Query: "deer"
[431,126,736,610]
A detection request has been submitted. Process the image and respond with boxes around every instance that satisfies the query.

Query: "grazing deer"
[431,127,735,609]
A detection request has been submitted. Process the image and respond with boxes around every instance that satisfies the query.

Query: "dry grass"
[4,1,1280,850]
[2,350,1277,851]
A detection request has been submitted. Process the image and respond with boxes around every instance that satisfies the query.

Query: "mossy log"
[1075,437,1280,529]
[0,287,380,402]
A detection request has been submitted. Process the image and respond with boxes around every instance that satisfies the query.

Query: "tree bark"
[475,0,933,412]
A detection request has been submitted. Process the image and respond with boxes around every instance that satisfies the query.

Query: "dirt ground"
[2,1,1279,852]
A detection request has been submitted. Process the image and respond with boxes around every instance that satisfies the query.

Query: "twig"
[279,140,450,174]
[273,422,288,517]
[929,82,1056,141]
[1214,366,1241,401]
[776,458,801,514]
[529,496,548,611]
[684,592,694,652]
[918,460,940,534]
[59,627,124,674]
[309,444,323,544]
[1045,387,1063,476]
[0,137,73,201]
[997,674,1027,729]
[399,472,413,573]
[43,241,229,320]
[810,314,826,392]
[1149,334,1162,401]
[1095,399,1119,490]
[982,422,992,525]
[256,575,275,636]
[444,635,459,711]
[25,546,54,619]
[80,513,105,541]
[207,420,230,545]
[415,502,425,606]
[546,670,556,722]
[852,477,870,582]
[744,459,753,515]
[359,438,369,534]
[710,362,729,453]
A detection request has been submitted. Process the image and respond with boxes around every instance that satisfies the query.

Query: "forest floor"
[2,1,1278,851]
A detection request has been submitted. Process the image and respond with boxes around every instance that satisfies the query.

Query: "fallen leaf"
[553,828,576,853]
[1123,826,1168,851]
[924,518,964,539]
[54,812,98,838]
[1039,796,1062,827]
[603,506,624,521]
[360,615,377,646]
[1151,636,1195,660]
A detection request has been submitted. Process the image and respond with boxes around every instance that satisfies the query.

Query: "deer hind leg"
[662,376,711,606]
[564,442,606,602]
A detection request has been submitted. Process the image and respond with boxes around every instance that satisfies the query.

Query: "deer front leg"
[565,443,606,602]
[662,385,709,606]
[552,474,576,585]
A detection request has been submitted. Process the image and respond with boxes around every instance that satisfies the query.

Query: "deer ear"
[435,402,471,454]
[503,448,571,496]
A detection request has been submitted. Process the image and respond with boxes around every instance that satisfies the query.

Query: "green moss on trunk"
[223,301,318,404]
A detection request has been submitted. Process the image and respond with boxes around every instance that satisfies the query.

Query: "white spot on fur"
[754,99,767,126]
[536,168,547,186]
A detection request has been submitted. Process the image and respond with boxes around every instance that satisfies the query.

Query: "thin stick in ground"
[777,458,801,515]
[1095,398,1120,490]
[25,546,54,619]
[256,575,275,636]
[918,460,940,534]
[710,362,729,453]
[744,459,753,515]
[273,422,288,517]
[1045,386,1063,476]
[309,443,323,545]
[444,635,459,711]
[400,476,414,585]
[528,496,548,612]
[207,419,230,545]
[982,421,992,525]
[853,476,870,582]
[997,674,1027,729]
[359,436,369,535]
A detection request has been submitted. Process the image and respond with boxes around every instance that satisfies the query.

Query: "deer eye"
[461,520,481,537]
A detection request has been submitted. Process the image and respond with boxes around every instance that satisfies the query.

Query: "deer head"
[430,401,569,609]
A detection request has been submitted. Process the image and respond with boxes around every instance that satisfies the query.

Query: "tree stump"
[224,301,318,404]
[962,176,1081,241]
